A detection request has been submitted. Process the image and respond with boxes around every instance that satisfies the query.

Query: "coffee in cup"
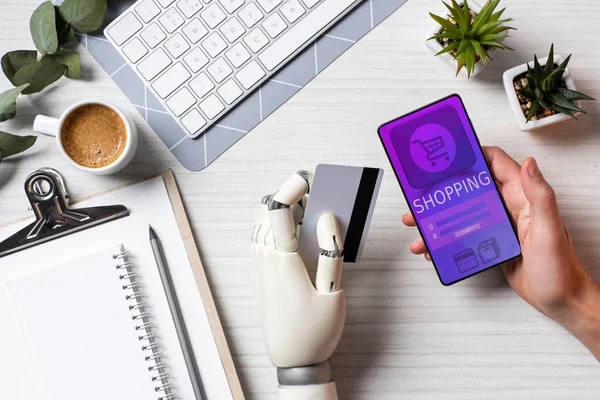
[33,100,138,175]
[61,104,127,168]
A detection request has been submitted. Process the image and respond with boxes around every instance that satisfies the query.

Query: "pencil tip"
[149,225,157,240]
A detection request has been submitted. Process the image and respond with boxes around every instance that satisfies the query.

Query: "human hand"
[403,147,600,327]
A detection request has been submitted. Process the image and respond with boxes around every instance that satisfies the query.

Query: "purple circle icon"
[409,124,456,173]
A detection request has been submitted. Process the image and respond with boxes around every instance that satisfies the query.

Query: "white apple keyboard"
[104,0,363,138]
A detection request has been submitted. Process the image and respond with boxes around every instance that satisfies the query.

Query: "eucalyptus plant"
[0,0,107,164]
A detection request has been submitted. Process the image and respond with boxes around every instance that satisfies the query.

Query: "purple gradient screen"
[379,95,521,285]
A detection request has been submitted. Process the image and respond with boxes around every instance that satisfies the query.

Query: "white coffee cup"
[33,99,138,175]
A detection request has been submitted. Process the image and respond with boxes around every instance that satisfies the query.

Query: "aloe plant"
[518,44,595,121]
[428,0,515,78]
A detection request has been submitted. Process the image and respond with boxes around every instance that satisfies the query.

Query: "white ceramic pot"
[425,0,504,79]
[502,55,579,131]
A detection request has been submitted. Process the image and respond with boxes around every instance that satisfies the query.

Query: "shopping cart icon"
[412,136,450,167]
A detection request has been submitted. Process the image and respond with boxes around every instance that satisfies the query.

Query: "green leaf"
[455,39,470,58]
[50,48,83,79]
[558,87,596,101]
[525,101,539,122]
[0,84,29,122]
[1,50,37,84]
[543,69,565,91]
[55,5,75,45]
[549,103,576,119]
[539,99,553,110]
[556,54,572,72]
[544,44,554,75]
[547,92,586,113]
[476,19,512,36]
[518,87,535,99]
[533,55,545,85]
[455,53,466,77]
[59,0,107,33]
[13,58,66,94]
[430,12,458,32]
[435,41,460,56]
[428,30,463,41]
[490,7,506,22]
[30,1,59,55]
[470,40,488,64]
[450,0,467,31]
[490,25,516,34]
[464,45,476,78]
[471,0,499,33]
[0,131,37,161]
[479,40,513,51]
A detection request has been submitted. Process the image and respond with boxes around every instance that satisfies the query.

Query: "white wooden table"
[1,0,599,398]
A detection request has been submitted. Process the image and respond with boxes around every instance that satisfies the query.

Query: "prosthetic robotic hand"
[251,171,346,400]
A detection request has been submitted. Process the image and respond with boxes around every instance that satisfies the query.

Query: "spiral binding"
[114,249,175,400]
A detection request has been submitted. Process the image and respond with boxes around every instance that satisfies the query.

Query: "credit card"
[298,164,383,263]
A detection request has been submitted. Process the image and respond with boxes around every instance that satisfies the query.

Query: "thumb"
[521,157,562,231]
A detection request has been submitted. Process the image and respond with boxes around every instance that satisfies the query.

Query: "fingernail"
[527,158,540,178]
[411,238,420,246]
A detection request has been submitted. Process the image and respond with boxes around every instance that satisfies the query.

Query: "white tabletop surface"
[1,0,599,398]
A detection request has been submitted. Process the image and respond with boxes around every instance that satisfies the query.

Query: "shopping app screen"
[379,95,521,285]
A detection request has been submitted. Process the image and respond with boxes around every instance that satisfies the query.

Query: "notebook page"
[0,176,233,400]
[7,247,155,400]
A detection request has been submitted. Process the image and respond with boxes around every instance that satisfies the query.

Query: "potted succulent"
[503,44,596,131]
[426,0,515,79]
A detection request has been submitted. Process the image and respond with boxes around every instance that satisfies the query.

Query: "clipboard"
[0,169,244,400]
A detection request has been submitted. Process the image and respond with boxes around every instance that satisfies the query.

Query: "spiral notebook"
[0,171,243,400]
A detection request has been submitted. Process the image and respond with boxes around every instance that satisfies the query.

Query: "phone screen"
[378,94,521,285]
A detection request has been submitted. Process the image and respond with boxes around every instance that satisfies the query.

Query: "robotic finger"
[315,213,344,293]
[267,171,313,253]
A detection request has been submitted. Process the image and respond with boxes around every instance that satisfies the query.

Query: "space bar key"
[258,0,357,71]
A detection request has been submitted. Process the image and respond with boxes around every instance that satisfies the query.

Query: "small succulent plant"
[518,44,595,121]
[428,0,515,78]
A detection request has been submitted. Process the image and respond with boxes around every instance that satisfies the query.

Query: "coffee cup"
[33,99,138,175]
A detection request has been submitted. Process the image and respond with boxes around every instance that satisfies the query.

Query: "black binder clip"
[0,168,129,258]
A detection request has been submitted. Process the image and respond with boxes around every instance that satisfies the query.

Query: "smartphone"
[378,94,521,285]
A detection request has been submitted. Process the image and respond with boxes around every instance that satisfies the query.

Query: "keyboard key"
[135,0,161,22]
[122,38,148,63]
[177,0,203,17]
[259,0,355,71]
[182,18,209,43]
[301,0,320,7]
[181,109,207,135]
[189,72,215,98]
[217,79,243,104]
[152,63,191,98]
[235,60,265,89]
[262,13,287,38]
[257,0,282,13]
[202,32,227,57]
[166,87,196,116]
[141,23,167,48]
[225,43,251,68]
[218,0,245,13]
[244,28,269,53]
[201,3,226,28]
[157,0,176,7]
[165,33,190,58]
[200,94,225,119]
[207,57,233,83]
[159,8,185,33]
[107,13,142,45]
[280,0,305,23]
[239,3,264,28]
[137,48,172,80]
[184,47,210,72]
[220,17,245,43]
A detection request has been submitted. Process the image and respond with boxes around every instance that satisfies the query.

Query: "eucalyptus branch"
[0,0,107,163]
